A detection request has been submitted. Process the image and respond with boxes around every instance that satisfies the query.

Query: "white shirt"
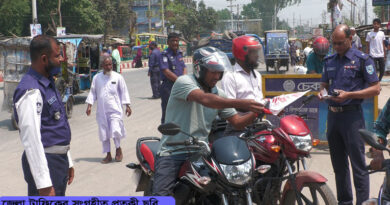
[303,47,313,57]
[366,30,386,58]
[15,89,73,189]
[86,71,131,141]
[221,63,263,112]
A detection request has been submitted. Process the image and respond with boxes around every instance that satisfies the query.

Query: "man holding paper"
[319,24,380,205]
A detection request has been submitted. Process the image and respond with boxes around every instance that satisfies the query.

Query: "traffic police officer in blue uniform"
[148,41,161,99]
[319,24,381,205]
[13,35,74,196]
[159,33,187,123]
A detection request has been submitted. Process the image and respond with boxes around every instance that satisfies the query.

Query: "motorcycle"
[222,93,337,204]
[245,94,336,205]
[127,123,256,205]
[359,129,390,205]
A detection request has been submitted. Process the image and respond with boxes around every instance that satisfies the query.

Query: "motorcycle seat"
[140,141,160,171]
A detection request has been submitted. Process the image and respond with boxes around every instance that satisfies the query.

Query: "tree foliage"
[0,0,31,36]
[166,0,217,41]
[243,0,301,31]
[216,9,231,21]
[0,0,135,37]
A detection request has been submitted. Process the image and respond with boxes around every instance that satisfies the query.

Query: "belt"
[328,104,361,113]
[44,145,70,154]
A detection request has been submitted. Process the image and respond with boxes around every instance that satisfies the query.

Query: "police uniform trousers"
[150,67,161,98]
[22,151,69,196]
[160,80,174,123]
[327,106,369,205]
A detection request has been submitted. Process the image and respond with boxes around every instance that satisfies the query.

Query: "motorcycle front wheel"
[282,182,337,205]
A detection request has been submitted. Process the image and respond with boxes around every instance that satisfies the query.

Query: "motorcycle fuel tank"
[280,115,310,136]
[212,135,251,165]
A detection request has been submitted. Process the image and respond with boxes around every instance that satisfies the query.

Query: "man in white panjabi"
[86,56,132,164]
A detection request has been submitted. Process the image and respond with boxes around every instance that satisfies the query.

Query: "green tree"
[245,0,301,31]
[241,4,261,19]
[35,0,104,35]
[0,0,31,36]
[166,0,217,41]
[216,8,231,21]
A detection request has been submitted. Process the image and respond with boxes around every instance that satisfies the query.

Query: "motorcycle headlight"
[289,134,312,152]
[219,159,252,186]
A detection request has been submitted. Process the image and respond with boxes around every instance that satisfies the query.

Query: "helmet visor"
[201,51,232,72]
[246,45,265,64]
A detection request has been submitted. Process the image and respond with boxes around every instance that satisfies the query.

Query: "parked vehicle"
[264,30,290,74]
[127,123,256,205]
[209,93,337,205]
[244,94,337,205]
[359,129,390,205]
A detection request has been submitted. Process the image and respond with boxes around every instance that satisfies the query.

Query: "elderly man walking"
[86,56,132,163]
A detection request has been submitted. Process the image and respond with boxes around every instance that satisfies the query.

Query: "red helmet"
[232,36,262,61]
[312,36,330,56]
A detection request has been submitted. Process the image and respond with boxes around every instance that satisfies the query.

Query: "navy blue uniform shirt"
[13,68,71,147]
[321,48,379,106]
[159,47,186,81]
[149,48,161,72]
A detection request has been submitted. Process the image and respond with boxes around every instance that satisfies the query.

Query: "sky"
[199,0,376,27]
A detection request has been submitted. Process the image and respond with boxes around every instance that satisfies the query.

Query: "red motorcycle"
[241,94,337,205]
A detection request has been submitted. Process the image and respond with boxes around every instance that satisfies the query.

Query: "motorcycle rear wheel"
[282,182,337,205]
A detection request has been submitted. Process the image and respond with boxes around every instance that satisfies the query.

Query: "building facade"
[132,0,163,34]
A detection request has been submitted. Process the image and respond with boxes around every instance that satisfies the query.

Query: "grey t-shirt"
[158,75,237,156]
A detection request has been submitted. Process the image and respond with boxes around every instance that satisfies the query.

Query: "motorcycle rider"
[152,46,264,198]
[306,36,330,74]
[221,35,264,136]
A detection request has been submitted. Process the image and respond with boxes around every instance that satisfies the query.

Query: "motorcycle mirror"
[358,129,388,151]
[158,123,181,136]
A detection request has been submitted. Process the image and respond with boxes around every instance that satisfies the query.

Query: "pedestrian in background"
[112,44,121,73]
[148,41,161,99]
[86,56,132,164]
[351,27,362,51]
[13,35,74,196]
[159,32,187,123]
[366,18,386,81]
[290,40,297,66]
[320,24,381,205]
[132,48,143,68]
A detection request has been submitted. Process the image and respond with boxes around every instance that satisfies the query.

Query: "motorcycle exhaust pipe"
[246,189,253,205]
[221,193,228,205]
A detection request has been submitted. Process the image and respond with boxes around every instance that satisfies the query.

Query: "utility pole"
[365,0,367,25]
[161,0,165,34]
[58,0,62,27]
[293,13,295,28]
[300,15,302,26]
[273,4,277,30]
[148,0,152,33]
[32,0,38,24]
[237,4,240,31]
[227,0,235,31]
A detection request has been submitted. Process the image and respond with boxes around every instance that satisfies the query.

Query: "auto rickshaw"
[264,30,290,73]
[1,35,102,130]
[56,34,103,94]
[0,37,31,129]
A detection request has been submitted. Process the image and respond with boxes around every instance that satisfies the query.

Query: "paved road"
[0,65,389,203]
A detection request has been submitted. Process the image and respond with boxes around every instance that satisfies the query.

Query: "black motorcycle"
[359,129,390,205]
[127,123,256,205]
